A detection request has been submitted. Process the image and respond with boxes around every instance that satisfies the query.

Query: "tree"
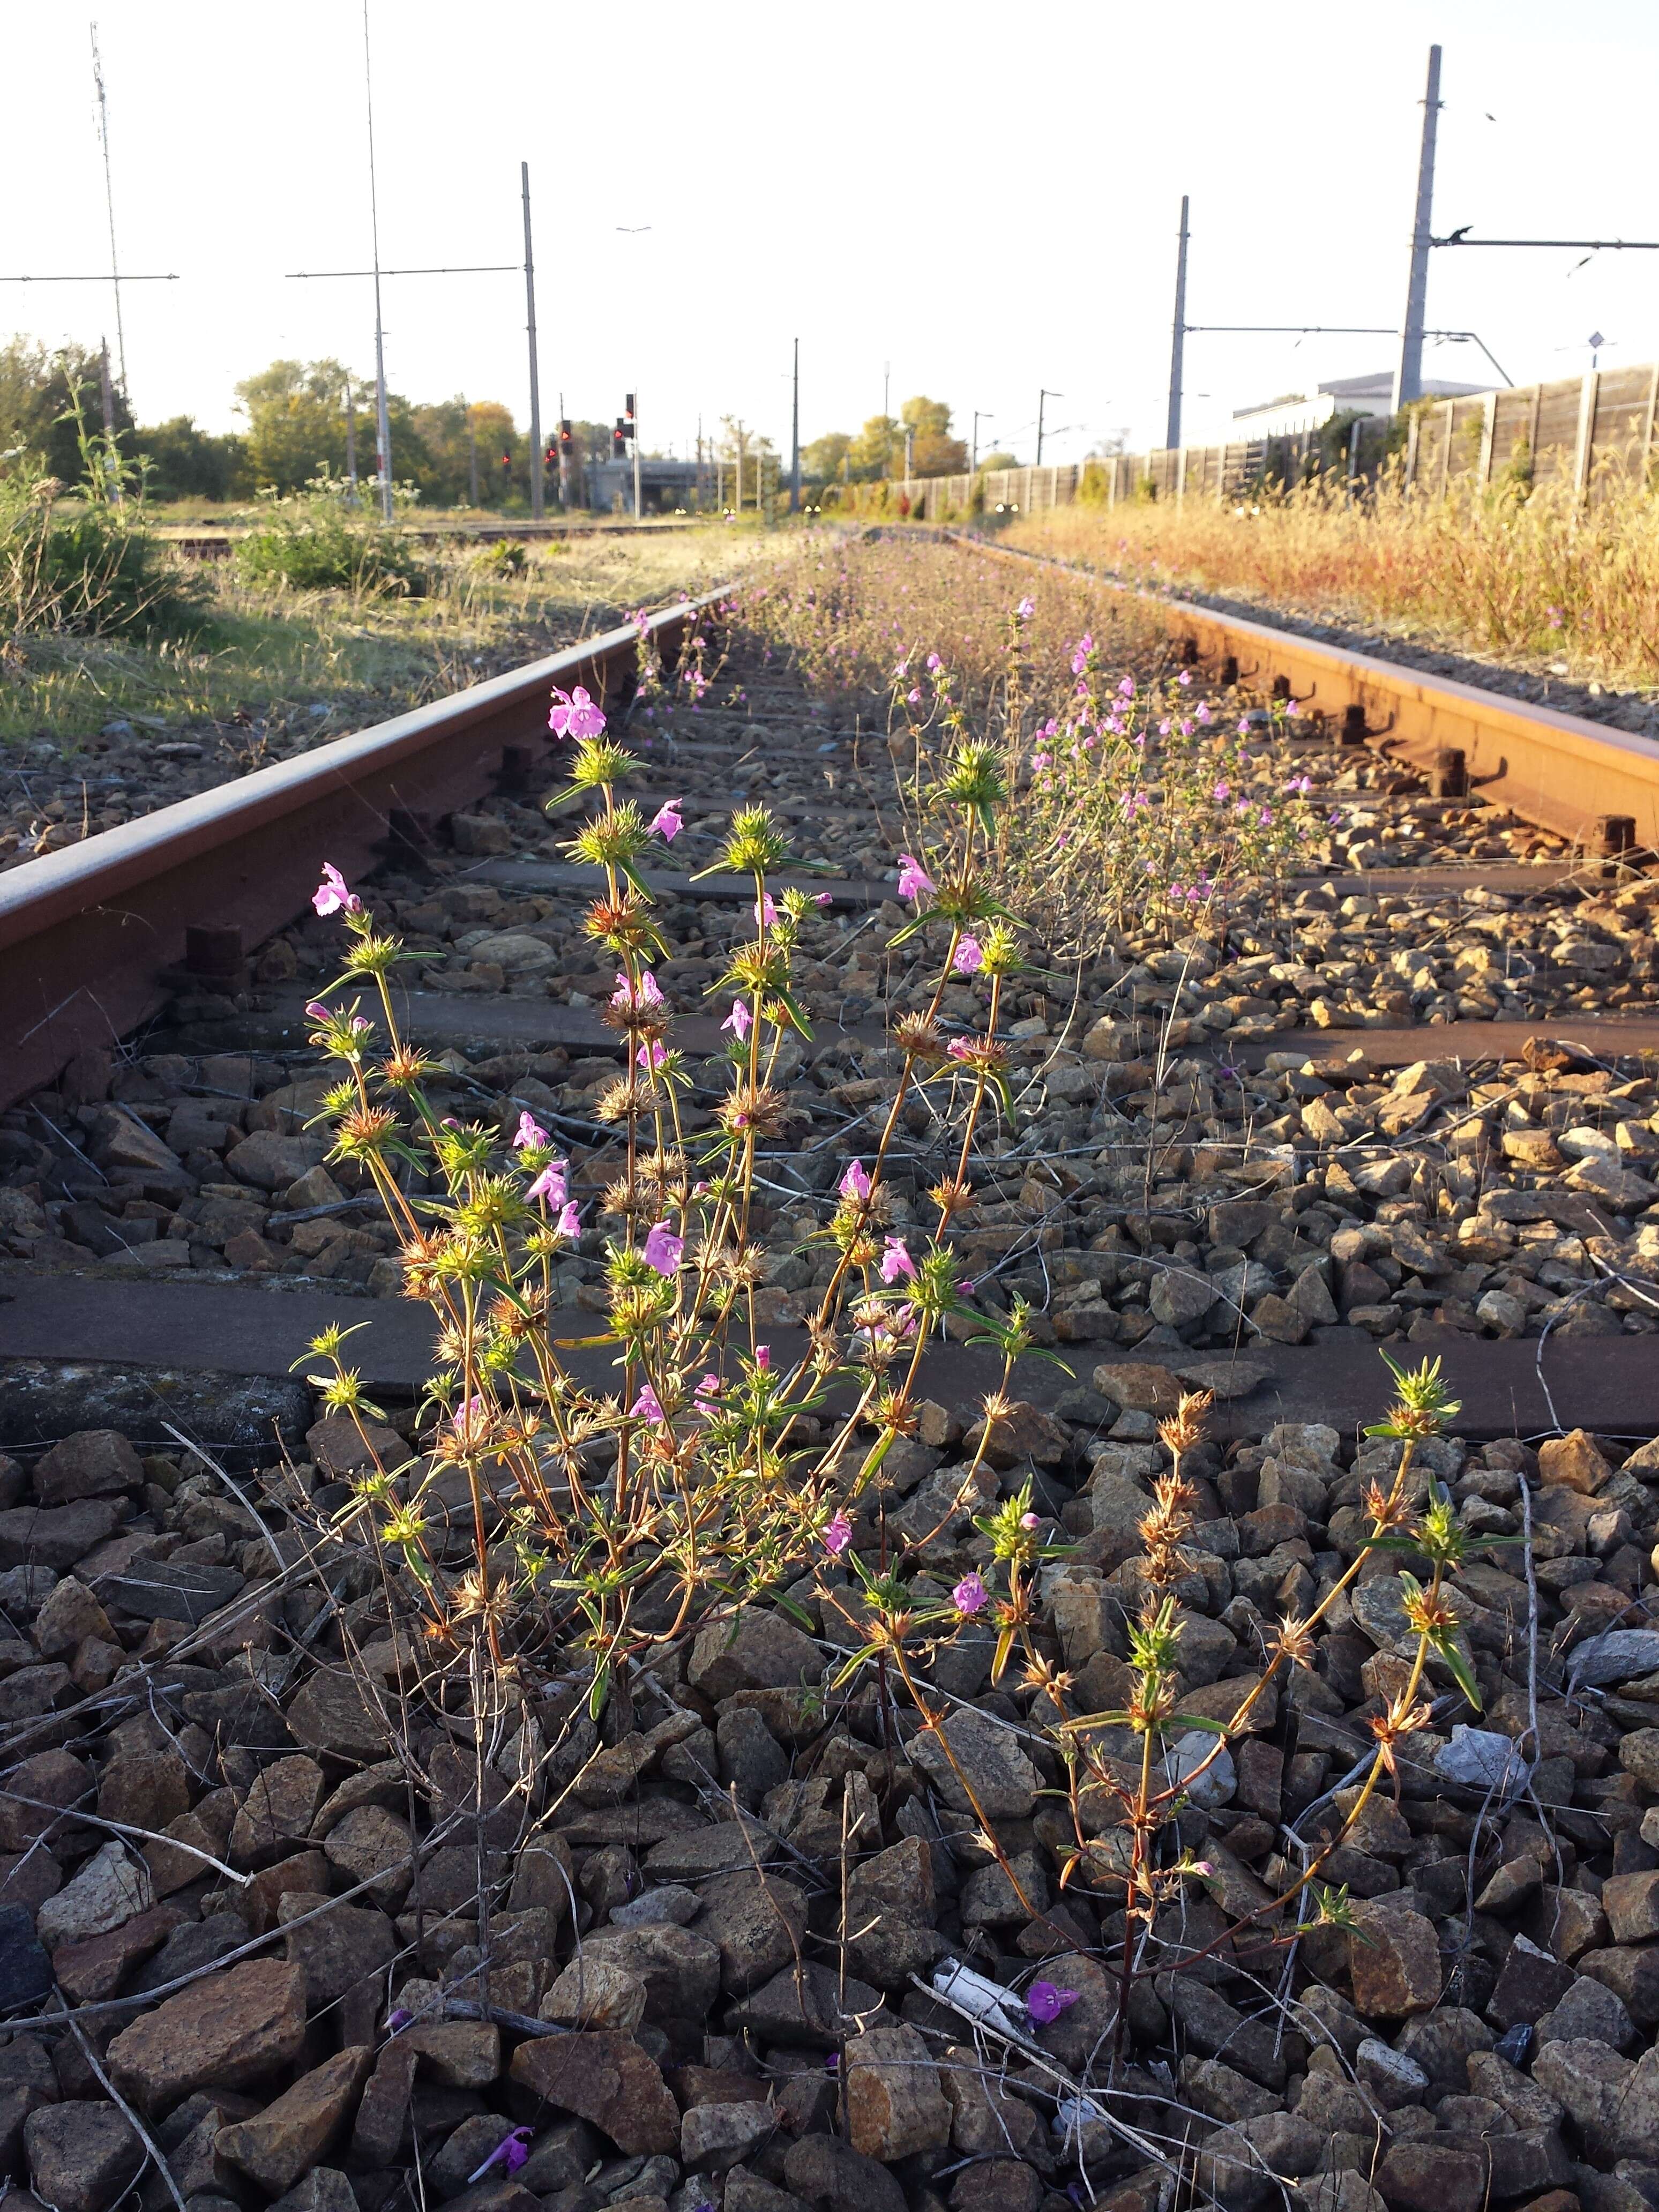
[408,397,521,507]
[977,450,1019,472]
[847,414,901,481]
[801,430,850,483]
[0,337,134,488]
[900,394,967,477]
[136,417,250,500]
[235,359,438,497]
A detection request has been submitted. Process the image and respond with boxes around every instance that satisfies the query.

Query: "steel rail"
[0,594,720,1108]
[947,532,1659,859]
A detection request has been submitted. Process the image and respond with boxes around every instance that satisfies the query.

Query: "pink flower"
[947,1037,974,1060]
[644,1222,683,1275]
[304,1000,333,1022]
[1016,596,1035,618]
[649,799,683,841]
[1197,703,1212,723]
[527,1159,568,1205]
[312,863,361,917]
[631,1383,666,1424]
[548,684,606,739]
[723,999,752,1042]
[1117,676,1135,699]
[926,652,943,671]
[554,1201,581,1238]
[1026,1981,1080,2025]
[1178,669,1193,687]
[1213,781,1231,803]
[952,1572,989,1616]
[1020,1511,1041,1530]
[953,937,983,975]
[637,1040,667,1071]
[840,1160,871,1203]
[878,1237,915,1284]
[754,1344,771,1371]
[694,1371,722,1403]
[813,891,833,907]
[822,1510,853,1556]
[754,892,779,927]
[612,970,664,1012]
[514,1111,549,1150]
[896,853,935,902]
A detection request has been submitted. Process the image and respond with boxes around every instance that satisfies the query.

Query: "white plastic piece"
[1053,2095,1110,2137]
[930,1957,1027,2038]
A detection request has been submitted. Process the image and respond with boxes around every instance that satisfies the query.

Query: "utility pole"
[883,361,890,421]
[344,375,358,500]
[98,339,121,505]
[362,1,393,521]
[972,410,991,469]
[89,25,127,399]
[467,408,479,506]
[790,337,801,513]
[1166,194,1190,450]
[1392,44,1443,413]
[632,391,641,521]
[904,424,914,478]
[522,162,544,520]
[1036,388,1061,464]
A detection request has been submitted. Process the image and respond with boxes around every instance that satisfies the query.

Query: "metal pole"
[345,375,358,500]
[1166,194,1190,449]
[467,409,479,507]
[633,391,641,521]
[790,337,801,513]
[362,1,393,521]
[522,162,544,520]
[98,339,121,505]
[90,26,127,399]
[1036,390,1046,464]
[1392,45,1443,413]
[883,362,890,420]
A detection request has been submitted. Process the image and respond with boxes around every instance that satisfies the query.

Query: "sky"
[5,0,1659,470]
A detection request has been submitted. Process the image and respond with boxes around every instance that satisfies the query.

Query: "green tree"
[977,450,1019,472]
[847,414,900,480]
[235,358,437,497]
[0,337,134,487]
[136,416,250,500]
[802,430,851,483]
[408,397,521,507]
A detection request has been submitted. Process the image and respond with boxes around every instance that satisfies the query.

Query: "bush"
[236,484,429,596]
[137,415,250,502]
[1,470,204,636]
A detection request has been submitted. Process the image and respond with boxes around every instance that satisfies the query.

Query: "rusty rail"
[0,595,718,1109]
[952,534,1659,858]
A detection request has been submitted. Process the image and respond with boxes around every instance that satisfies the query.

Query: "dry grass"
[1008,470,1659,690]
[2,525,780,749]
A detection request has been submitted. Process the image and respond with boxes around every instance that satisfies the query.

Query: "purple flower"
[896,852,935,902]
[555,1201,581,1238]
[1016,596,1035,618]
[878,1237,915,1285]
[631,1383,666,1424]
[385,2008,412,2033]
[952,1572,989,1617]
[1070,634,1093,675]
[723,999,752,1042]
[926,652,943,671]
[644,1222,683,1274]
[312,863,361,917]
[612,969,665,1012]
[1020,1511,1041,1530]
[548,684,606,739]
[822,1509,853,1556]
[754,891,779,927]
[953,936,983,975]
[304,999,333,1023]
[1117,676,1135,699]
[1213,780,1231,802]
[1178,669,1192,686]
[468,2128,534,2184]
[1197,702,1212,723]
[526,1159,568,1205]
[514,1111,549,1150]
[1026,1981,1081,2026]
[754,1344,771,1371]
[840,1159,871,1203]
[649,799,683,842]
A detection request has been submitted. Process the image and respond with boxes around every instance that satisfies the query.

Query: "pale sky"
[5,0,1658,468]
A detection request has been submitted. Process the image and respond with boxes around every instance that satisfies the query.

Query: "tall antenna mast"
[362,0,393,521]
[89,23,126,397]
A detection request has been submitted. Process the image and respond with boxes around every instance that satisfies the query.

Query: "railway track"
[1,543,1657,1454]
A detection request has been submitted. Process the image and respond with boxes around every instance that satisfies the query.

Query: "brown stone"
[33,1433,142,1508]
[1537,1431,1612,1494]
[217,2045,373,2193]
[24,2102,140,2212]
[106,1956,307,2114]
[229,1756,326,1870]
[845,2024,951,2161]
[1348,1900,1441,2019]
[398,2020,501,2087]
[51,1903,186,2005]
[507,2032,678,2155]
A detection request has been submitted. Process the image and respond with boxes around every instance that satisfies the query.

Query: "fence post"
[1478,391,1497,489]
[1176,446,1187,507]
[1439,399,1454,496]
[1405,410,1420,490]
[1643,362,1659,485]
[1573,370,1600,500]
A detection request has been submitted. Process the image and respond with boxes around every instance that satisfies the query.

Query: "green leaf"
[1430,1631,1483,1713]
[588,1663,611,1721]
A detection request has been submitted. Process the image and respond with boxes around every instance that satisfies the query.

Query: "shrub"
[1,468,204,637]
[236,481,429,596]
